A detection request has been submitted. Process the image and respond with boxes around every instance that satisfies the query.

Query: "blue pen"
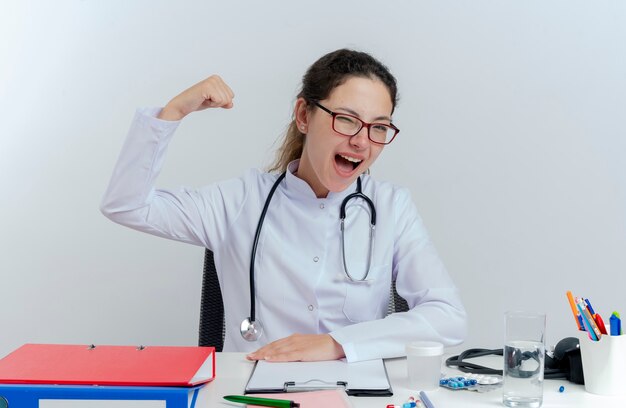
[610,312,621,336]
[577,302,598,340]
[584,298,596,315]
[577,315,584,331]
[419,391,436,408]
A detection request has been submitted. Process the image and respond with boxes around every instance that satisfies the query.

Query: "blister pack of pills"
[440,374,502,392]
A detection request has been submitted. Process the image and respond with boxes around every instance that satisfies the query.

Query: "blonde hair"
[267,49,398,173]
[267,120,305,173]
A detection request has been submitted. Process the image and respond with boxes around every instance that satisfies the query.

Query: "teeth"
[339,154,362,164]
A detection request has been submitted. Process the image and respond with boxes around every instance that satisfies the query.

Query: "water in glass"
[503,340,544,408]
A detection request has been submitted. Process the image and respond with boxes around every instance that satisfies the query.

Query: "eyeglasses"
[313,102,399,145]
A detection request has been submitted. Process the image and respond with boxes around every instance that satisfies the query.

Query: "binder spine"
[0,384,200,408]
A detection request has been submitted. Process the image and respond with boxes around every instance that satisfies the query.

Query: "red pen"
[585,298,609,335]
[594,313,608,335]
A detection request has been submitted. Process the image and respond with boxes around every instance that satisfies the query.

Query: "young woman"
[101,49,467,363]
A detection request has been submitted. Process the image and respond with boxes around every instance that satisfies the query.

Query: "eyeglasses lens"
[333,114,394,144]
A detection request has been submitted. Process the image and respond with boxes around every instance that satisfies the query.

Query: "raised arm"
[100,76,239,248]
[158,74,234,121]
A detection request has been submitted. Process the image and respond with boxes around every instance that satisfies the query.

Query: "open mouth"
[335,154,362,172]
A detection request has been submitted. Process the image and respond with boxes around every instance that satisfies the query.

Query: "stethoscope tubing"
[339,179,376,224]
[242,172,376,341]
[248,172,286,323]
[339,177,376,282]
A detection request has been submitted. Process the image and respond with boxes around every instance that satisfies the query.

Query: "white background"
[1,0,625,358]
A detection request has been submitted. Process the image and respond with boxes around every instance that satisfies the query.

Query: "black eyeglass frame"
[313,101,400,145]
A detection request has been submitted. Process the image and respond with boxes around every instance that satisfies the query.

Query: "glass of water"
[503,311,546,408]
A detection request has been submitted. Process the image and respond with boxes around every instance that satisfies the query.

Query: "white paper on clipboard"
[244,359,392,396]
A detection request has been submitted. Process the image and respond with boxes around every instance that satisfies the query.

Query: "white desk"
[196,352,626,407]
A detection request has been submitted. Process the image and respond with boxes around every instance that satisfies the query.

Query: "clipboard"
[244,359,392,396]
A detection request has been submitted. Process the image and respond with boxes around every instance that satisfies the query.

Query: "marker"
[223,395,300,408]
[610,312,622,336]
[566,291,583,330]
[419,391,436,408]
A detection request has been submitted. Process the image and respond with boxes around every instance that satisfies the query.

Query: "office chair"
[388,280,409,316]
[198,249,225,351]
[198,248,409,351]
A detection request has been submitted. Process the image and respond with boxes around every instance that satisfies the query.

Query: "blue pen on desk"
[419,391,436,408]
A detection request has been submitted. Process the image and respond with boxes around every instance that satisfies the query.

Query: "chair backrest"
[198,249,225,351]
[388,279,409,316]
[198,248,409,350]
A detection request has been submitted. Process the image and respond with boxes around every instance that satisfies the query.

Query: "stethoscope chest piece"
[240,317,263,342]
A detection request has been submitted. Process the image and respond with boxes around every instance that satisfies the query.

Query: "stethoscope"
[240,172,377,341]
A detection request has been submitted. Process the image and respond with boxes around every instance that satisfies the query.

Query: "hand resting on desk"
[246,333,345,362]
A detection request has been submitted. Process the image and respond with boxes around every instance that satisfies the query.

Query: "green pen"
[223,395,300,408]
